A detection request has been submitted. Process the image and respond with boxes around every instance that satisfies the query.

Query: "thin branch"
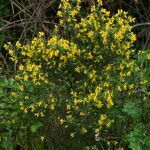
[0,20,27,32]
[132,22,150,28]
[0,52,9,70]
[143,32,150,50]
[11,0,33,19]
[44,0,55,10]
[10,0,15,15]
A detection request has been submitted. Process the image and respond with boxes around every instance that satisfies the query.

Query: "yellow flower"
[82,127,87,134]
[70,9,77,17]
[60,119,64,124]
[9,49,14,55]
[20,106,24,110]
[60,55,67,62]
[32,77,37,83]
[15,41,21,48]
[12,119,15,124]
[74,98,79,105]
[98,114,106,125]
[86,52,93,59]
[106,120,112,128]
[50,97,55,103]
[19,65,24,71]
[44,104,48,108]
[50,105,54,110]
[101,31,107,44]
[119,64,124,70]
[75,66,80,73]
[40,136,45,142]
[130,34,136,41]
[126,71,131,76]
[118,18,123,25]
[57,11,62,17]
[97,0,103,5]
[95,128,99,133]
[117,85,122,91]
[79,111,85,116]
[19,85,24,91]
[54,50,59,57]
[66,104,71,110]
[24,75,28,81]
[38,32,44,37]
[29,104,35,112]
[40,112,44,117]
[23,108,28,113]
[128,84,134,89]
[96,101,103,108]
[37,101,43,107]
[77,0,81,3]
[89,70,96,81]
[107,100,114,109]
[34,113,40,117]
[123,83,127,90]
[103,82,110,88]
[24,95,29,100]
[70,132,75,138]
[87,31,94,38]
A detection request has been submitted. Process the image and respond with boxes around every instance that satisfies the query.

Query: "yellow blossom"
[50,105,54,110]
[123,83,127,90]
[70,9,77,17]
[23,108,28,113]
[97,0,103,5]
[23,75,28,81]
[15,41,22,48]
[60,119,64,124]
[117,85,122,91]
[98,114,106,125]
[19,85,24,91]
[130,33,136,41]
[40,136,45,142]
[77,0,81,3]
[38,32,44,37]
[82,127,87,134]
[96,101,103,108]
[106,120,114,128]
[40,112,44,117]
[79,111,85,116]
[75,66,80,73]
[70,132,75,138]
[57,11,62,17]
[24,96,29,100]
[29,104,35,112]
[87,31,94,38]
[66,104,71,110]
[37,101,43,107]
[34,113,40,117]
[12,120,15,124]
[95,128,99,133]
[19,65,24,71]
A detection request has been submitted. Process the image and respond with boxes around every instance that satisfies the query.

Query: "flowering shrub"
[2,0,149,149]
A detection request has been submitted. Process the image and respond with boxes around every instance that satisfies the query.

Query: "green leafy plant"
[1,0,149,149]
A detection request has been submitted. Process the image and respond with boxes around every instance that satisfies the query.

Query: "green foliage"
[125,125,147,150]
[123,102,141,119]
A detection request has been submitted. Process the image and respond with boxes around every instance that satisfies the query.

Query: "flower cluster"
[4,0,147,141]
